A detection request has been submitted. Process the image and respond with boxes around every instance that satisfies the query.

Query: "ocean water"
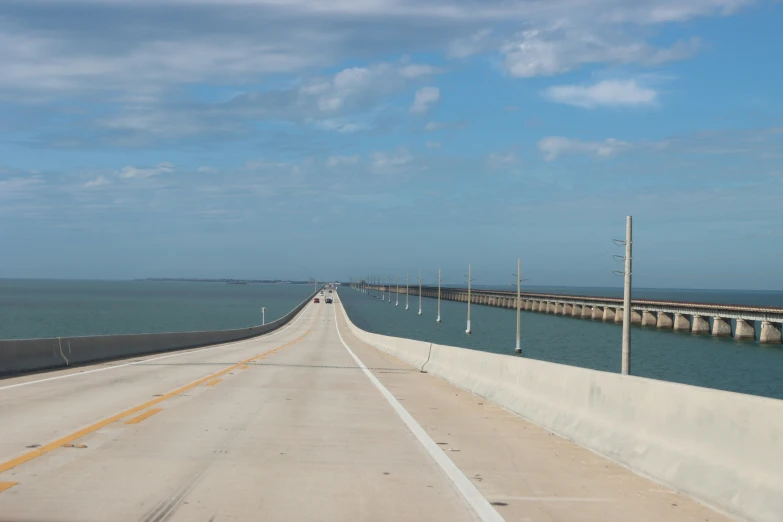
[340,287,783,400]
[0,279,315,340]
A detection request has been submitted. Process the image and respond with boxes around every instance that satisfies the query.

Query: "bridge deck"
[0,299,729,521]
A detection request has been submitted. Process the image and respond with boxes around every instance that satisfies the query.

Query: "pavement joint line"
[125,408,163,425]
[0,307,319,477]
[332,297,505,522]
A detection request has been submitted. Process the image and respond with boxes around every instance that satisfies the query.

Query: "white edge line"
[332,299,505,522]
[0,302,313,392]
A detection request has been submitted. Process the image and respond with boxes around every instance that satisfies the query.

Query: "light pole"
[261,306,266,326]
[512,259,522,354]
[436,267,442,323]
[388,276,392,304]
[405,272,409,310]
[418,268,422,315]
[465,264,474,334]
[621,216,633,375]
[395,275,399,306]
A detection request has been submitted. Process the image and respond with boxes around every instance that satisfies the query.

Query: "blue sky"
[1,0,782,289]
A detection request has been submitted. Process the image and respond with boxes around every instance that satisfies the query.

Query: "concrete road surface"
[0,294,730,522]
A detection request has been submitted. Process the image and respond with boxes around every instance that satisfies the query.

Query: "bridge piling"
[692,315,710,334]
[614,308,623,323]
[591,306,604,320]
[657,312,674,330]
[602,307,615,322]
[712,317,732,337]
[735,319,756,341]
[641,311,657,327]
[673,313,691,332]
[761,321,782,344]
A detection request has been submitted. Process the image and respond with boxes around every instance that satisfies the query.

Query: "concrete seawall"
[0,290,318,378]
[338,295,783,522]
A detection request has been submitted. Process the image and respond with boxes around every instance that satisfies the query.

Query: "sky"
[1,0,782,289]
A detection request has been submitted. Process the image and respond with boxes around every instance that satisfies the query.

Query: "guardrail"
[0,289,319,378]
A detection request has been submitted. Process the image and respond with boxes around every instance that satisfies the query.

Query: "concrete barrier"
[0,290,318,378]
[338,296,783,522]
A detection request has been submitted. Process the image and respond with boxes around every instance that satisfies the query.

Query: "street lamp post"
[396,275,399,306]
[436,267,441,323]
[513,259,522,354]
[418,268,422,315]
[261,307,266,326]
[465,264,473,334]
[405,273,409,310]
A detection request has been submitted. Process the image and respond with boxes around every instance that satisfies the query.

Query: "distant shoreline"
[137,278,312,284]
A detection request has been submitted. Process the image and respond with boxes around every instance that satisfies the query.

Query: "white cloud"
[486,151,521,169]
[426,141,441,149]
[544,79,658,108]
[410,86,440,114]
[447,29,494,58]
[424,120,465,131]
[538,137,632,160]
[118,162,175,179]
[84,175,109,187]
[501,28,700,77]
[326,155,359,167]
[372,149,413,173]
[399,64,441,78]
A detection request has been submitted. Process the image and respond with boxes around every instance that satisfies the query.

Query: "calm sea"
[340,286,783,400]
[0,279,314,340]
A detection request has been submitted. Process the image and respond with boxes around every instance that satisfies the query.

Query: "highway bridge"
[0,292,778,521]
[362,283,783,343]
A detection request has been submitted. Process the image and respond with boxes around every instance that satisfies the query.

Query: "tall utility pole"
[418,268,422,315]
[405,273,409,310]
[395,275,399,306]
[436,267,442,323]
[622,216,633,375]
[513,258,522,354]
[465,263,472,334]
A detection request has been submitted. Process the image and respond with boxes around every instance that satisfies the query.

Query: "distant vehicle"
[325,297,333,304]
[313,298,320,303]
[328,290,333,293]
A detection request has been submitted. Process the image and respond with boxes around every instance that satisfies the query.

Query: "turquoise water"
[340,288,783,400]
[0,280,314,340]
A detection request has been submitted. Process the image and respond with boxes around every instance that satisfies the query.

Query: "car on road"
[325,297,333,304]
[313,298,320,303]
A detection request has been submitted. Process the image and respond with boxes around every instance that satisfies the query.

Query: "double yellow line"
[0,307,319,478]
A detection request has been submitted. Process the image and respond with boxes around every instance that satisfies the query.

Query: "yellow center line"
[125,408,163,425]
[0,307,320,477]
[0,482,17,493]
[205,379,221,387]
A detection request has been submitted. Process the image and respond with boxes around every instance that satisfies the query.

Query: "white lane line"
[0,303,313,392]
[332,301,505,522]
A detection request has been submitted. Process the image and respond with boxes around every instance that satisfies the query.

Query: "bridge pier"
[692,315,710,334]
[591,306,603,320]
[571,304,581,317]
[603,307,615,322]
[641,311,656,327]
[735,320,756,341]
[761,321,782,344]
[673,313,691,332]
[563,303,572,315]
[546,302,555,314]
[657,312,673,330]
[712,317,732,338]
[539,301,547,312]
[555,303,564,314]
[614,308,623,323]
[581,305,591,319]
